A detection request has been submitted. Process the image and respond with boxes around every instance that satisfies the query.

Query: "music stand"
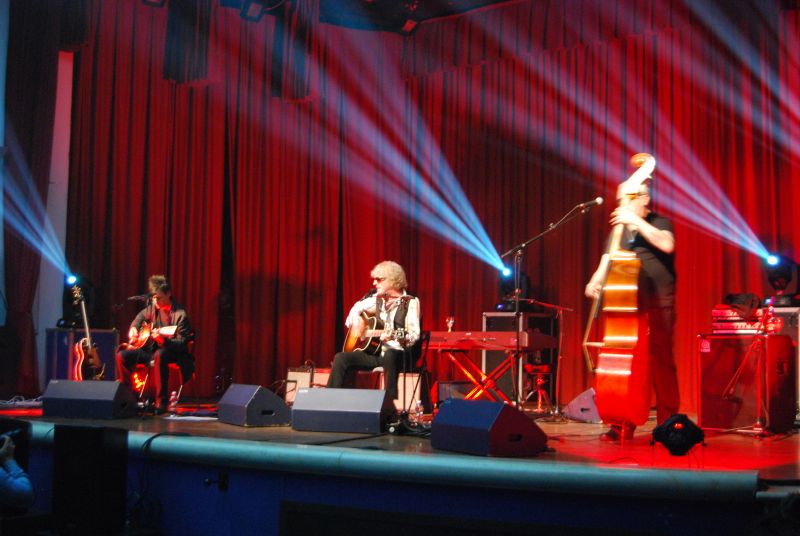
[499,201,596,408]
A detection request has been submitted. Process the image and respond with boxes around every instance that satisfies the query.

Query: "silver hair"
[371,261,407,290]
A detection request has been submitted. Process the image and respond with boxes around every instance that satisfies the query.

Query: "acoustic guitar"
[72,286,105,381]
[342,313,406,355]
[124,322,178,350]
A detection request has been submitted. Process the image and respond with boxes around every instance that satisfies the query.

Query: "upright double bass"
[582,153,656,428]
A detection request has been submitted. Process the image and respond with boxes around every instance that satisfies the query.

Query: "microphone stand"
[499,202,596,411]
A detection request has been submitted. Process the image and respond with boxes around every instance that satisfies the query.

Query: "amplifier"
[711,321,762,332]
[481,312,557,402]
[697,334,795,433]
[772,307,799,414]
[45,328,119,381]
[285,367,331,404]
[711,307,763,321]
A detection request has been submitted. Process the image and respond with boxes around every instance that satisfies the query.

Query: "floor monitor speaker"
[431,398,548,457]
[563,388,601,423]
[42,380,137,419]
[291,388,394,434]
[218,384,291,426]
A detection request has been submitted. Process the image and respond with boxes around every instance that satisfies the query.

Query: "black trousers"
[648,306,679,424]
[327,348,404,400]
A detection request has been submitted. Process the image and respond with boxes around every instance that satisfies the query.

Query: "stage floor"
[5,401,799,486]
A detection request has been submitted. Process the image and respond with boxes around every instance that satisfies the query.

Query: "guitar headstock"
[71,285,84,304]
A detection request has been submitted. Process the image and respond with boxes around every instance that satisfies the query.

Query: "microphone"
[360,288,377,300]
[578,197,604,209]
[127,294,151,301]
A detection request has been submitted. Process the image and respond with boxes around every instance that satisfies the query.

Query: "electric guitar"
[72,286,105,381]
[342,313,406,355]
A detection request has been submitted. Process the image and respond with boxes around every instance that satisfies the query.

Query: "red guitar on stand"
[72,286,105,381]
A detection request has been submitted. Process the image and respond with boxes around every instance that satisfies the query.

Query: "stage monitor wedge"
[42,380,137,419]
[218,384,291,426]
[431,398,548,457]
[291,388,394,434]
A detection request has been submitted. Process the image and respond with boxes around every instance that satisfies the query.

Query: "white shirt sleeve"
[345,296,377,328]
[403,297,421,346]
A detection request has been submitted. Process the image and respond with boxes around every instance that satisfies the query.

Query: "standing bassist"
[584,159,678,442]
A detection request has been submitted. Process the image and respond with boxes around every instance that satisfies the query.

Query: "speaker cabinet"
[218,384,291,426]
[42,380,137,419]
[45,328,119,381]
[481,312,557,401]
[285,367,331,404]
[53,425,128,534]
[698,334,796,433]
[431,398,548,457]
[291,388,395,433]
[772,307,799,413]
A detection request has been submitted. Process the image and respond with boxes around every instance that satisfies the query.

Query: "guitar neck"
[363,328,403,336]
[80,301,93,347]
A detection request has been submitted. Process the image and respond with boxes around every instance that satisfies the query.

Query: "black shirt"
[625,212,675,308]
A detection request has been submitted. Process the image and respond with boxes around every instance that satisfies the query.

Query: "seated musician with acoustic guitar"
[116,275,194,414]
[327,261,421,403]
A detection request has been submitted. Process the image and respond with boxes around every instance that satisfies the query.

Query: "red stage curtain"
[4,0,797,412]
[4,1,62,396]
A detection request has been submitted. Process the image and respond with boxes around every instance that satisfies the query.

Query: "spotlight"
[65,274,78,286]
[765,254,794,291]
[496,268,531,309]
[764,254,799,306]
[652,414,704,456]
[240,0,286,22]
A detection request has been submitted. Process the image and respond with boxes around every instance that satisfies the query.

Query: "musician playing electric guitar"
[327,261,421,402]
[585,177,679,441]
[115,275,194,414]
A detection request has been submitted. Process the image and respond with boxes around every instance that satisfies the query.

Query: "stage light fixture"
[652,414,704,456]
[240,0,286,22]
[765,254,794,291]
[497,268,530,308]
[764,254,799,306]
[65,274,78,286]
